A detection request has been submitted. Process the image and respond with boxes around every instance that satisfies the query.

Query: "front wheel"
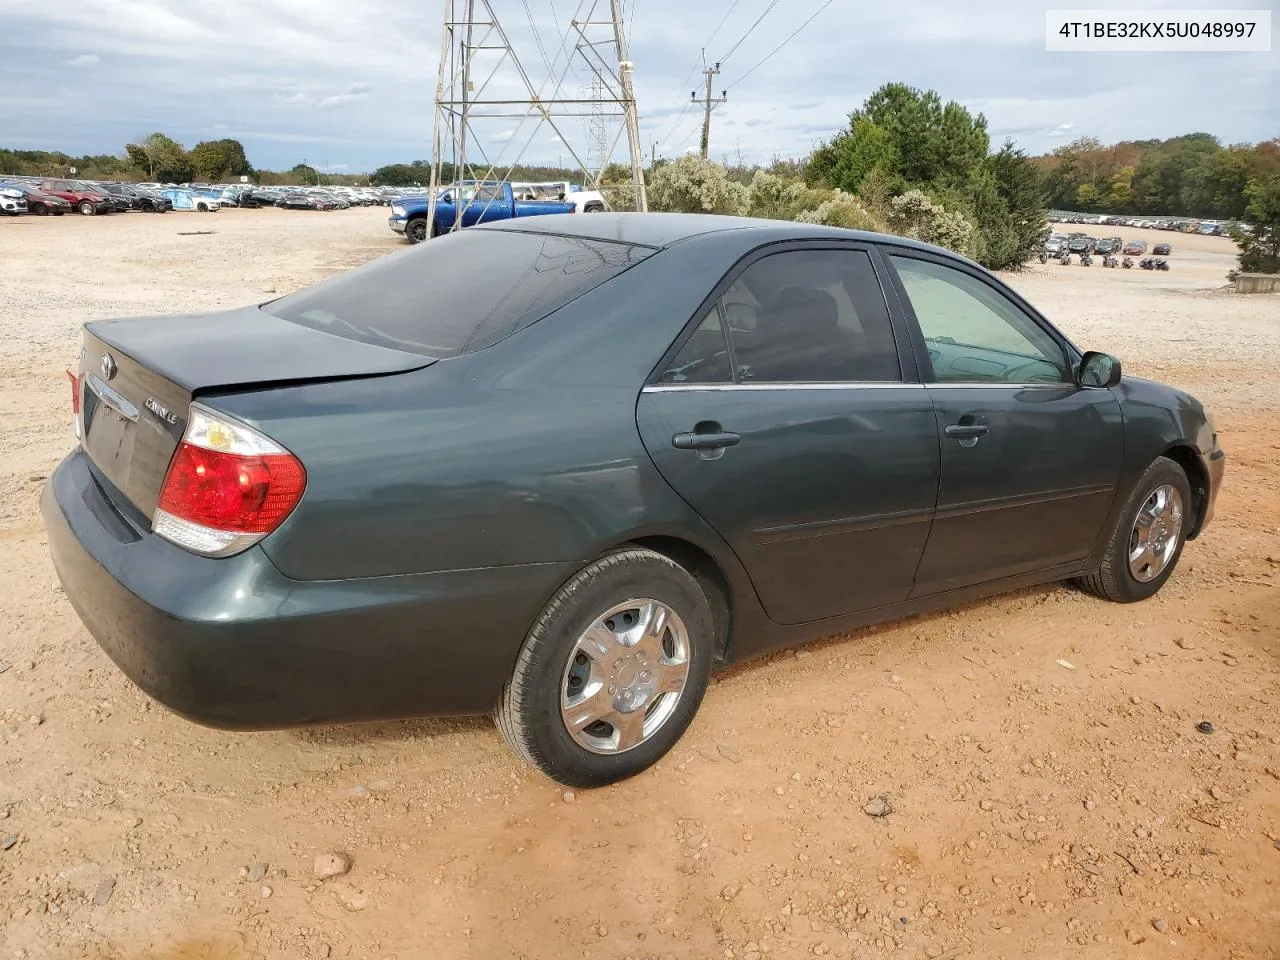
[405,218,430,243]
[1075,456,1193,603]
[78,201,96,215]
[495,549,715,788]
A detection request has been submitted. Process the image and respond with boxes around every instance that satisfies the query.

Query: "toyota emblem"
[100,353,117,381]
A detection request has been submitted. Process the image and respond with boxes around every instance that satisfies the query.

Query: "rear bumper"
[42,449,576,729]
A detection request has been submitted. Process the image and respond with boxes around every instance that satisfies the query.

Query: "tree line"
[1034,133,1280,220]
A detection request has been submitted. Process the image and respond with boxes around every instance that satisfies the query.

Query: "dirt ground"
[1,210,1277,960]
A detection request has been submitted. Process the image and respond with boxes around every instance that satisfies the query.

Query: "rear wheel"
[34,203,49,216]
[584,202,605,213]
[1075,456,1192,603]
[496,548,715,788]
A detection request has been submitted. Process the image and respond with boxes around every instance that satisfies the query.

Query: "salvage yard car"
[0,182,71,215]
[389,180,576,243]
[157,188,219,212]
[42,214,1226,788]
[39,178,114,215]
[0,186,28,215]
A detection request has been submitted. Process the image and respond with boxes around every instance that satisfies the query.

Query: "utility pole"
[693,62,727,160]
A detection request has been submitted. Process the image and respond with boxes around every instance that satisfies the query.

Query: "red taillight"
[153,405,305,557]
[66,368,81,415]
[157,444,305,533]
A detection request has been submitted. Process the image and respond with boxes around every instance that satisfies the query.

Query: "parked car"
[1122,239,1147,256]
[235,190,277,208]
[99,183,173,213]
[1153,243,1172,256]
[389,180,576,243]
[1094,237,1122,255]
[1043,233,1068,255]
[157,189,219,212]
[42,213,1225,788]
[72,181,130,214]
[0,186,29,216]
[1067,235,1096,254]
[278,192,335,210]
[0,182,71,215]
[39,179,113,215]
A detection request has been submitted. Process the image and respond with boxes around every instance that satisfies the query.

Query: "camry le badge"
[100,353,117,381]
[145,397,178,425]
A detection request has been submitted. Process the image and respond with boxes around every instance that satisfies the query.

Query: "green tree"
[291,162,321,186]
[371,160,435,186]
[984,140,1049,268]
[188,139,252,181]
[854,83,988,187]
[806,116,898,193]
[125,132,191,182]
[1075,183,1100,208]
[1234,174,1280,274]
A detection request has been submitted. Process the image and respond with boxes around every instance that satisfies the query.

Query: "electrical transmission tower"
[428,0,646,233]
[692,62,727,160]
[585,77,615,180]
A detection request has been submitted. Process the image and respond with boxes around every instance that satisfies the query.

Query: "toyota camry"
[43,214,1225,788]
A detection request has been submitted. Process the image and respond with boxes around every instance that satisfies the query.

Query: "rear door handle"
[943,424,990,439]
[672,430,741,451]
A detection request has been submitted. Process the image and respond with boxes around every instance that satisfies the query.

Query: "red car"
[39,179,114,215]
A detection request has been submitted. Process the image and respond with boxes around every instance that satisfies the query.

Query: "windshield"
[264,229,652,358]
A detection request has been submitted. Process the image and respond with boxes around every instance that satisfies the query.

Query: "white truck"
[510,181,608,213]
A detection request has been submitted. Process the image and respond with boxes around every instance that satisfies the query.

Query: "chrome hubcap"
[1128,483,1184,582]
[560,598,691,755]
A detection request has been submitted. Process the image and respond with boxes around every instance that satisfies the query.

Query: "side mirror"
[1079,351,1122,388]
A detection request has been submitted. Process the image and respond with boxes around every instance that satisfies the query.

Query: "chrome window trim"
[641,381,1074,393]
[642,382,926,393]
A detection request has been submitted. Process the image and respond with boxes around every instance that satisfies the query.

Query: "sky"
[1,0,1276,176]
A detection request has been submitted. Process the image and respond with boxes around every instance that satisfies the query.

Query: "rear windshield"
[264,229,651,358]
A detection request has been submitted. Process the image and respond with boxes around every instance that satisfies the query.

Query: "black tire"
[1075,456,1193,603]
[405,217,429,244]
[53,210,65,216]
[34,203,49,216]
[584,202,605,213]
[495,548,716,788]
[78,201,96,216]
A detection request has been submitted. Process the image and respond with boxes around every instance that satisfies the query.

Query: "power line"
[520,0,555,76]
[719,0,782,64]
[652,0,745,150]
[726,0,835,89]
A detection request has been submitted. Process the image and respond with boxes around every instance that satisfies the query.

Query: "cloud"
[0,0,1274,172]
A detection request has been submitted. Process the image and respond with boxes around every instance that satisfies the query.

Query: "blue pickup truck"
[388,180,576,243]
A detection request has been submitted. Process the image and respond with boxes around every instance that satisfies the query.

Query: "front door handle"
[943,424,990,439]
[672,429,741,451]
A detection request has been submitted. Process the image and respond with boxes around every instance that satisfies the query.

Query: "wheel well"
[625,536,733,661]
[584,202,605,212]
[1162,444,1209,538]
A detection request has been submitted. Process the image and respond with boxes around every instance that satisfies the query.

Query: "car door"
[882,250,1125,596]
[635,244,940,627]
[461,184,506,227]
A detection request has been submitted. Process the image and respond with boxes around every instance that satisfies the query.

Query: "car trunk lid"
[78,305,435,521]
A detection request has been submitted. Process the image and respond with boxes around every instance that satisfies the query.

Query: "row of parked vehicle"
[0,177,402,217]
[1043,232,1173,258]
[1053,212,1242,236]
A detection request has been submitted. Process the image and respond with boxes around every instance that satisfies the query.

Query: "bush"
[887,190,974,253]
[1234,174,1280,275]
[793,190,887,232]
[648,155,749,216]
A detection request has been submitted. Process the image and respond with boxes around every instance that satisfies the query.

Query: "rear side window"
[264,230,651,358]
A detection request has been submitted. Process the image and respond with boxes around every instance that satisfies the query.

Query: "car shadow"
[283,582,1070,745]
[287,713,492,745]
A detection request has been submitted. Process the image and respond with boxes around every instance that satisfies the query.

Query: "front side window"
[890,255,1069,384]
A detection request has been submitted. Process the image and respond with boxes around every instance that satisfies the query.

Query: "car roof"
[478,211,968,261]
